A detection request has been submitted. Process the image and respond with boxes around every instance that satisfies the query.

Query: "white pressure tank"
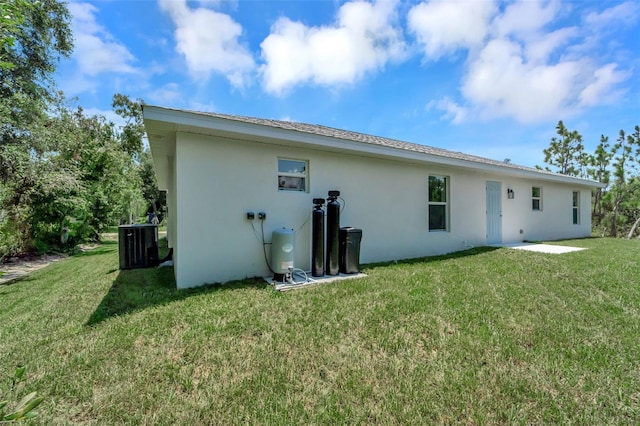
[271,228,295,276]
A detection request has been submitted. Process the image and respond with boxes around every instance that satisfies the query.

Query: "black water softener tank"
[339,227,363,274]
[326,190,340,276]
[311,198,325,277]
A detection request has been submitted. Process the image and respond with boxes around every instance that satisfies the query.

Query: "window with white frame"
[572,191,580,224]
[278,158,308,192]
[532,186,542,211]
[428,175,448,231]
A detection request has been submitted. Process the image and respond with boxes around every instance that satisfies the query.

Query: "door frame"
[486,181,502,245]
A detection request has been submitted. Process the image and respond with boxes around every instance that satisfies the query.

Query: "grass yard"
[1,238,639,424]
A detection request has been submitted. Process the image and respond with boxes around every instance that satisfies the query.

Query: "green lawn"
[1,238,639,424]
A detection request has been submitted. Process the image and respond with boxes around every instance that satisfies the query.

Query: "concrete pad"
[265,270,367,291]
[497,243,586,254]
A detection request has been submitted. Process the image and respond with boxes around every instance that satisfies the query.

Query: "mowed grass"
[1,238,639,424]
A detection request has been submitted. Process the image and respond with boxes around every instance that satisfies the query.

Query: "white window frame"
[572,191,580,225]
[532,186,542,211]
[428,175,449,231]
[277,158,308,192]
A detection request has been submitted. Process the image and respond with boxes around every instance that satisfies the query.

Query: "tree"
[608,130,630,237]
[138,149,166,217]
[586,135,612,226]
[112,93,145,159]
[540,121,640,239]
[0,5,164,258]
[602,127,640,237]
[542,120,586,176]
[0,97,149,257]
[0,0,72,98]
[0,0,72,184]
[0,0,31,70]
[54,106,145,236]
[0,0,73,257]
[112,93,165,218]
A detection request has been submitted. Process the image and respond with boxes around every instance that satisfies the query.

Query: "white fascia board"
[143,106,604,189]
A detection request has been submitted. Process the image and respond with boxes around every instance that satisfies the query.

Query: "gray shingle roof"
[158,106,594,183]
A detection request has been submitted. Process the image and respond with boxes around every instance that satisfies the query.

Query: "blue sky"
[55,0,640,169]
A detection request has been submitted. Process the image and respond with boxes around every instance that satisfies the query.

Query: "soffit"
[142,105,604,189]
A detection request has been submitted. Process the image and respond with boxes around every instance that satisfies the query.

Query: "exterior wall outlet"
[258,212,266,220]
[246,212,255,220]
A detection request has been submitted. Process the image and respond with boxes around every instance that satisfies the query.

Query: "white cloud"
[524,27,578,64]
[585,1,640,28]
[260,0,406,95]
[146,83,183,105]
[407,0,496,60]
[68,2,137,76]
[428,97,468,124]
[460,38,586,123]
[418,0,632,123]
[158,0,255,88]
[492,0,560,39]
[579,64,629,106]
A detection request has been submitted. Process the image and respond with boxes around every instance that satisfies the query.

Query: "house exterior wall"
[166,154,178,283]
[170,131,593,288]
[500,180,591,242]
[166,155,176,249]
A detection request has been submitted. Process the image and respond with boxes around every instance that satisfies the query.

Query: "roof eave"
[142,105,604,189]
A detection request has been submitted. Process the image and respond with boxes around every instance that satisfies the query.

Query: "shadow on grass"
[87,246,499,326]
[545,236,602,243]
[0,274,38,288]
[85,236,271,326]
[86,266,269,326]
[364,246,501,269]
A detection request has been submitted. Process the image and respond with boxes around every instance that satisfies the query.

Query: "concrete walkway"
[497,243,586,254]
[0,254,67,285]
[1,231,166,285]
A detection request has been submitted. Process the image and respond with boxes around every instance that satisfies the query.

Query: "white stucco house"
[143,105,602,289]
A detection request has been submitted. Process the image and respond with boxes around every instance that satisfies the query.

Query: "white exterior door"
[486,181,502,245]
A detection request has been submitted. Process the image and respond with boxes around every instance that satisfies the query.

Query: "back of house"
[143,106,601,289]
